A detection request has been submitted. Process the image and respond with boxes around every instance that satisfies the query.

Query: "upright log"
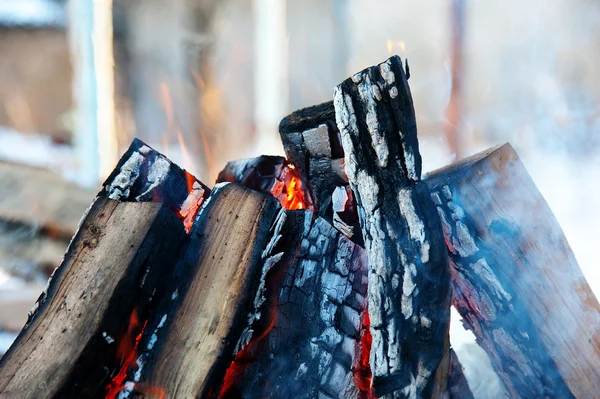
[427,143,600,398]
[334,56,450,398]
[109,183,287,398]
[0,198,187,399]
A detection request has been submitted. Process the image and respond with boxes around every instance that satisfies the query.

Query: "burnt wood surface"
[427,143,600,398]
[334,55,450,398]
[101,138,209,231]
[109,183,287,398]
[220,214,372,399]
[280,101,346,213]
[0,198,187,399]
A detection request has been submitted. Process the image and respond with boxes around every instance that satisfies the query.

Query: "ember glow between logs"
[270,164,309,210]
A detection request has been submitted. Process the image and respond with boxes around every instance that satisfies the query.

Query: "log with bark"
[334,55,451,398]
[427,143,600,398]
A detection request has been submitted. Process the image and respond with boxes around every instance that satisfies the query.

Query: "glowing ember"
[386,39,406,54]
[105,309,147,399]
[355,311,376,399]
[271,164,309,210]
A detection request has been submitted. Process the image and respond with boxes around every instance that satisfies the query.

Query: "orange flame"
[271,164,308,210]
[386,40,406,54]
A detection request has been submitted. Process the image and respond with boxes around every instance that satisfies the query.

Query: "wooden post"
[67,0,118,186]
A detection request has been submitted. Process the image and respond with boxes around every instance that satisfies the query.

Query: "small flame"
[386,40,406,54]
[271,164,309,210]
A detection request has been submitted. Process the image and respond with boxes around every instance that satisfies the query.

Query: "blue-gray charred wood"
[219,215,370,399]
[101,138,209,221]
[426,144,598,398]
[334,55,451,398]
[280,102,348,216]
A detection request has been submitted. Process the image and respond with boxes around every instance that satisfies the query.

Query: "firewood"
[0,197,187,399]
[279,101,346,213]
[101,138,210,232]
[334,55,451,398]
[108,183,288,398]
[427,143,600,398]
[219,214,372,399]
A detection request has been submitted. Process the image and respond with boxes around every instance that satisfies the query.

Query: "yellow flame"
[386,40,406,54]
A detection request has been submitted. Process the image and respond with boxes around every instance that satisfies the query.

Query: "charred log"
[0,198,187,399]
[334,55,451,398]
[427,143,600,398]
[220,215,372,399]
[101,138,210,232]
[107,183,290,398]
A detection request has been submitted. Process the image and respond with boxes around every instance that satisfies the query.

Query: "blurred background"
[0,0,598,396]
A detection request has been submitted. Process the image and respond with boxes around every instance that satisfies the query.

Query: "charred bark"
[220,215,371,399]
[334,55,450,398]
[427,143,599,398]
[101,138,210,231]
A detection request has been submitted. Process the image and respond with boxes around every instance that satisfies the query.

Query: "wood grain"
[0,198,186,399]
[427,143,599,398]
[124,183,284,398]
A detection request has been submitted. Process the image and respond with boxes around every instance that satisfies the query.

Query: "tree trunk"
[334,55,450,399]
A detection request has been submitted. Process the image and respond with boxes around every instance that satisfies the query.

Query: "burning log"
[108,183,290,398]
[427,143,600,398]
[0,139,208,398]
[0,197,187,398]
[217,214,372,399]
[334,56,451,398]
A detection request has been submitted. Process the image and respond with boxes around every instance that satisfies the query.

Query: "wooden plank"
[334,55,450,398]
[110,183,285,398]
[426,143,599,398]
[0,198,186,399]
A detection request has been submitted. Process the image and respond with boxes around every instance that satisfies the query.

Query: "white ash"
[357,75,389,168]
[146,314,168,351]
[379,59,396,85]
[138,145,151,155]
[106,151,144,200]
[333,213,354,239]
[102,332,115,344]
[454,221,479,257]
[171,288,179,300]
[397,188,429,263]
[471,259,512,301]
[401,263,417,319]
[296,363,308,380]
[332,186,349,213]
[402,142,418,181]
[135,156,171,201]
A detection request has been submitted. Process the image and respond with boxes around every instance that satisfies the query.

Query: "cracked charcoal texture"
[222,216,369,399]
[334,55,450,398]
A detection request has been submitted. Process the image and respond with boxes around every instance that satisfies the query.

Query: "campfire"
[0,55,598,399]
